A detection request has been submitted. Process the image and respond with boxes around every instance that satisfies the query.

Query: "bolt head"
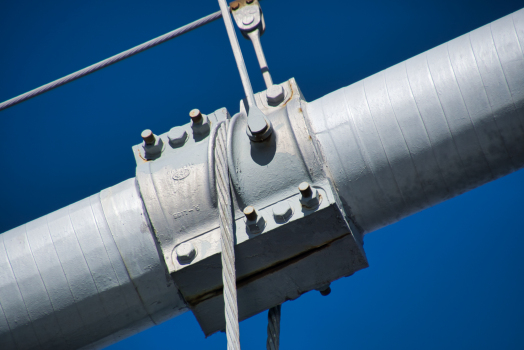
[176,242,196,264]
[167,127,187,147]
[242,15,254,25]
[273,201,293,223]
[230,1,240,10]
[266,85,285,106]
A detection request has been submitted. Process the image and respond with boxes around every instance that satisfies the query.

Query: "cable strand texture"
[0,10,224,112]
[266,305,281,350]
[215,121,241,350]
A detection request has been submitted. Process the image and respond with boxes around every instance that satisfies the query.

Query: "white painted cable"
[266,305,281,350]
[0,10,224,112]
[215,120,241,350]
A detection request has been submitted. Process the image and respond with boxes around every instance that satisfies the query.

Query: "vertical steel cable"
[266,305,281,350]
[215,121,241,350]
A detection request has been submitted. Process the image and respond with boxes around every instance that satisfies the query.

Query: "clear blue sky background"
[1,0,523,349]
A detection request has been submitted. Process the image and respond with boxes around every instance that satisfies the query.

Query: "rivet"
[141,129,156,145]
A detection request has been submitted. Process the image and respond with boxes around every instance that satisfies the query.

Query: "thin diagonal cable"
[215,121,240,350]
[0,10,224,112]
[266,305,281,350]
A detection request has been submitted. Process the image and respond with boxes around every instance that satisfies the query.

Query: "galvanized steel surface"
[306,8,524,234]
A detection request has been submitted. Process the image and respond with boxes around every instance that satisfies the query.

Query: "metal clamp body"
[133,79,368,335]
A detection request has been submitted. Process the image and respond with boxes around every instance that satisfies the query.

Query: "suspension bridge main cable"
[0,9,226,112]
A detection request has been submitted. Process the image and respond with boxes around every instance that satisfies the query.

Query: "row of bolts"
[175,180,331,295]
[140,109,206,149]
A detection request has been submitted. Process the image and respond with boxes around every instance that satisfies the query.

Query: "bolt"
[299,182,320,209]
[298,182,313,197]
[141,129,156,145]
[230,1,240,10]
[246,0,254,3]
[317,285,331,296]
[176,242,196,264]
[273,201,293,223]
[266,85,285,106]
[242,15,254,25]
[244,206,265,234]
[167,127,187,147]
[189,109,203,123]
[244,206,257,221]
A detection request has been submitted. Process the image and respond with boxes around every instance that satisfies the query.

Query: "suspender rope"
[214,120,241,350]
[266,305,281,350]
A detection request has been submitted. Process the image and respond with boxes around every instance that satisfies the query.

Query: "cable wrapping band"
[266,305,281,350]
[215,120,241,350]
[0,10,224,112]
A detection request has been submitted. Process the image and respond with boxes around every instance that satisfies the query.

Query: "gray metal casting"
[0,8,523,349]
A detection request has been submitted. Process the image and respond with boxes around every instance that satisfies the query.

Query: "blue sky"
[0,0,523,349]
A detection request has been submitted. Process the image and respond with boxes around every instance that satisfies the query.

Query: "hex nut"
[167,127,187,147]
[175,242,196,264]
[272,201,293,223]
[299,182,320,209]
[266,85,285,106]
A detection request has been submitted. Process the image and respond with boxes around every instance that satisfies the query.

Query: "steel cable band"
[266,305,281,350]
[215,120,241,350]
[0,10,225,112]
